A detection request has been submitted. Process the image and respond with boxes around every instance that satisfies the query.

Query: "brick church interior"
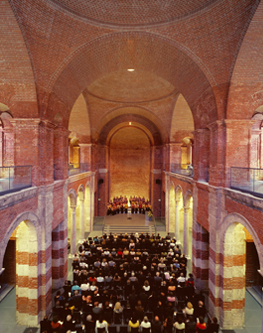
[1,0,263,331]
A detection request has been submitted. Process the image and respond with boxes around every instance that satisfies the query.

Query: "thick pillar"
[193,129,210,182]
[10,119,40,185]
[169,143,182,168]
[52,221,68,291]
[192,222,209,290]
[208,121,225,187]
[183,207,189,256]
[80,197,85,239]
[54,126,70,180]
[165,173,170,233]
[79,143,92,166]
[70,206,76,254]
[220,224,246,329]
[3,126,14,166]
[16,222,38,326]
[224,120,254,187]
[175,200,180,240]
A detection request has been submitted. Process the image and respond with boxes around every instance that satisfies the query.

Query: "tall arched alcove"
[109,126,151,200]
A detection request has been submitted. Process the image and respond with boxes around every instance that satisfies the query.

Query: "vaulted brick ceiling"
[4,0,261,142]
[50,0,215,26]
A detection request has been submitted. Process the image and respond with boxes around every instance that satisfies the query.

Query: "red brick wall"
[109,127,151,200]
[197,184,209,231]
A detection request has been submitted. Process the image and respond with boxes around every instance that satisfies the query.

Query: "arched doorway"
[1,218,39,326]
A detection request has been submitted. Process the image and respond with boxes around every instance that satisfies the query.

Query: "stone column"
[175,200,180,240]
[207,121,225,187]
[165,173,170,233]
[90,173,95,232]
[3,126,14,167]
[79,143,92,168]
[224,119,254,187]
[0,126,3,167]
[169,143,182,170]
[183,207,189,256]
[192,129,210,182]
[10,119,40,185]
[54,126,70,180]
[192,222,209,290]
[80,197,85,239]
[70,206,76,254]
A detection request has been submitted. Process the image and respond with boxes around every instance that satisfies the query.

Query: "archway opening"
[1,220,38,326]
[222,222,261,329]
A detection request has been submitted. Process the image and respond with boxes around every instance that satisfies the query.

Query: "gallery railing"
[170,164,194,178]
[0,165,32,195]
[68,163,90,176]
[230,167,263,198]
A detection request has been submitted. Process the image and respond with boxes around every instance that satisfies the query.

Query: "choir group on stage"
[107,196,152,215]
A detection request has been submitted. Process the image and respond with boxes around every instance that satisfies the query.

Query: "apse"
[109,126,151,200]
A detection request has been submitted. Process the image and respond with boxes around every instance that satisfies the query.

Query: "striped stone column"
[192,222,209,290]
[16,221,38,326]
[220,223,246,329]
[52,221,68,291]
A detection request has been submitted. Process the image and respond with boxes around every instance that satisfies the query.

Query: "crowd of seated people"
[41,232,219,333]
[107,196,152,215]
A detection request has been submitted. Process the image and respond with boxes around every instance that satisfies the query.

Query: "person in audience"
[173,315,185,333]
[128,316,140,333]
[206,317,219,333]
[41,232,218,333]
[140,316,151,333]
[151,316,162,333]
[95,315,109,333]
[196,316,206,332]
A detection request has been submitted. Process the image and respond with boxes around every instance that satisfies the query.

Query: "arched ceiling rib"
[49,0,219,27]
[48,32,218,131]
[98,114,163,146]
[94,106,168,144]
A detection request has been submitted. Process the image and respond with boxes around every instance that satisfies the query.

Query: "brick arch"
[227,2,263,120]
[0,211,42,325]
[95,106,168,144]
[184,190,193,209]
[170,93,195,142]
[98,113,163,146]
[220,212,263,273]
[46,32,218,129]
[0,0,38,118]
[48,0,219,27]
[107,123,154,147]
[0,211,41,270]
[68,189,77,207]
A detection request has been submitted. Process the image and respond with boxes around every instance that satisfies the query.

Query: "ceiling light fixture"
[129,122,132,125]
[127,68,135,72]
